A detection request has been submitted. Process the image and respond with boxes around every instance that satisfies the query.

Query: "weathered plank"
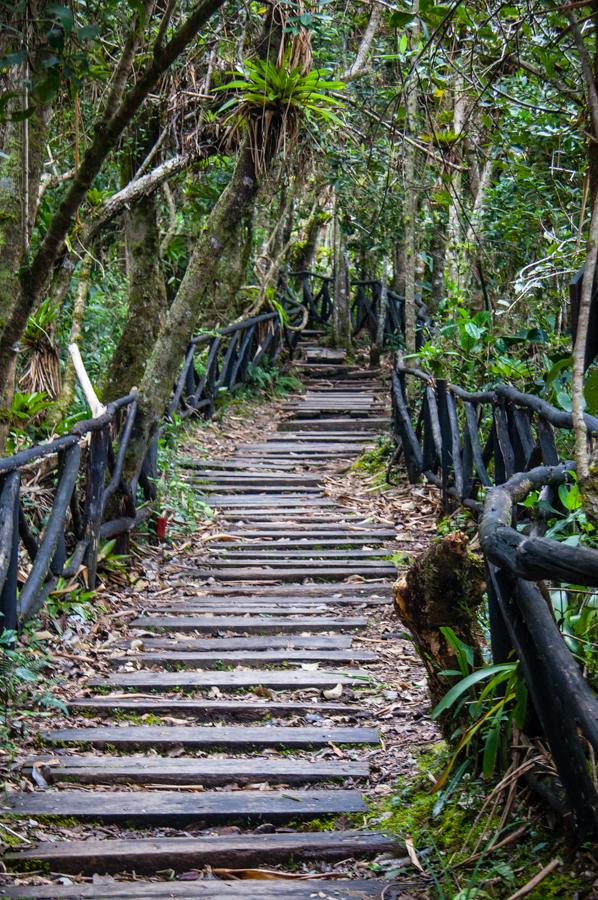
[122,635,354,650]
[42,724,379,748]
[111,648,377,668]
[25,755,369,786]
[191,566,395,581]
[0,788,367,824]
[90,668,374,691]
[6,830,400,875]
[206,549,390,559]
[0,878,391,898]
[68,697,361,719]
[129,615,368,633]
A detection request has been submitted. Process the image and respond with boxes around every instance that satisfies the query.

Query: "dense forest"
[1,0,598,897]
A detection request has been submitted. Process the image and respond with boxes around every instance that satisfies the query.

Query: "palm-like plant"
[216,52,345,172]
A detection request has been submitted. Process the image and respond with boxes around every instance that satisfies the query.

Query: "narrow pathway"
[0,341,426,899]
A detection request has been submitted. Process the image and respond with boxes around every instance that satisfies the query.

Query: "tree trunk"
[332,216,352,352]
[124,143,262,478]
[393,532,485,736]
[445,70,467,288]
[103,191,168,401]
[47,254,94,427]
[402,0,420,357]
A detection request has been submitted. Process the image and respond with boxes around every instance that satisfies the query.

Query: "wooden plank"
[68,697,361,719]
[191,581,391,594]
[0,788,368,824]
[191,566,395,580]
[0,878,389,897]
[111,648,377,668]
[6,830,400,875]
[201,558,393,568]
[25,756,369,786]
[206,549,390,558]
[90,668,374,691]
[130,616,368,633]
[42,725,379,749]
[121,635,354,650]
[278,418,387,431]
[205,498,335,507]
[195,486,324,494]
[206,535,389,553]
[157,599,388,611]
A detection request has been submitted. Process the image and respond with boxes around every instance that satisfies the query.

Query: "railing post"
[84,426,109,589]
[0,472,20,633]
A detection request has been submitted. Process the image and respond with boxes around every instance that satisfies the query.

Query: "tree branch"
[342,5,382,80]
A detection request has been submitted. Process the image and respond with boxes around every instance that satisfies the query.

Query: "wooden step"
[192,566,395,581]
[120,635,354,650]
[68,697,361,720]
[206,549,390,559]
[112,648,377,668]
[25,755,369,785]
[6,830,400,874]
[0,878,391,898]
[42,724,379,749]
[130,615,368,633]
[278,418,387,431]
[0,788,367,824]
[90,668,375,691]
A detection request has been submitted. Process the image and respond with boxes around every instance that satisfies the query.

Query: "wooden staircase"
[1,345,403,899]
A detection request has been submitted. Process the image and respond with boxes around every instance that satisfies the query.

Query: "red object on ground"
[155,516,168,540]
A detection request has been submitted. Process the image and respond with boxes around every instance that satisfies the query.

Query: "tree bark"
[0,0,225,395]
[402,0,420,358]
[124,142,262,477]
[393,532,485,735]
[332,214,352,352]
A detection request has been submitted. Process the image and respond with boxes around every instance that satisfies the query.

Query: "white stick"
[68,343,107,418]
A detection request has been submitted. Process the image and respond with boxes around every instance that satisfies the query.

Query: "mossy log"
[393,531,485,737]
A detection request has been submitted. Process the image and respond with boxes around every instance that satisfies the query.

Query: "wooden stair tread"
[0,878,390,898]
[42,724,379,748]
[111,648,377,667]
[68,698,361,718]
[25,755,369,785]
[191,567,395,581]
[5,830,400,873]
[90,668,374,690]
[121,635,354,650]
[0,788,368,822]
[129,616,368,632]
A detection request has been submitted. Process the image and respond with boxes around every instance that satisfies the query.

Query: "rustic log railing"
[0,312,284,630]
[288,271,429,346]
[390,360,598,838]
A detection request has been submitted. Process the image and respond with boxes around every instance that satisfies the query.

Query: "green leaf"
[47,3,74,32]
[482,716,501,778]
[431,664,515,719]
[389,11,415,26]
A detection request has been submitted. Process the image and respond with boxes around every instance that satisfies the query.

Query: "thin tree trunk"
[103,191,168,401]
[332,216,352,353]
[47,254,94,427]
[403,0,420,358]
[445,69,467,287]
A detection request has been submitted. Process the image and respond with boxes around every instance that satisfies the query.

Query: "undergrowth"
[369,749,591,898]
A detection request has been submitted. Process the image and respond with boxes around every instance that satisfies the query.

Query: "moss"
[366,749,592,898]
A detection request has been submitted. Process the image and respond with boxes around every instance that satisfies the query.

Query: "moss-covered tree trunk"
[0,1,52,443]
[393,532,485,737]
[124,142,262,477]
[103,191,168,401]
[201,205,255,324]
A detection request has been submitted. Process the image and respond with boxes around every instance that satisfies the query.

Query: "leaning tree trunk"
[103,191,168,401]
[332,217,352,352]
[123,143,263,478]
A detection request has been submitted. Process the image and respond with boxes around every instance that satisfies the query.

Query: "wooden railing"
[287,271,430,346]
[390,360,598,837]
[0,312,284,629]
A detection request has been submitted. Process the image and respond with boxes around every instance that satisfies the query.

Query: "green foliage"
[0,629,68,752]
[431,628,527,784]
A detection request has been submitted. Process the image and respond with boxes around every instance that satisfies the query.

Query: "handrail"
[0,311,285,630]
[390,360,598,838]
